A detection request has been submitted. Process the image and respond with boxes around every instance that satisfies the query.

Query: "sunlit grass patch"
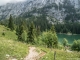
[39,47,80,60]
[0,39,28,60]
[0,25,29,60]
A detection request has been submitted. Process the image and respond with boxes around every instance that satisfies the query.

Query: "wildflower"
[6,54,10,58]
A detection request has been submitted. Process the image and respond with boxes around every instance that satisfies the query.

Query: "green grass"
[0,39,28,60]
[0,25,29,60]
[39,47,80,60]
[1,25,80,60]
[0,25,17,40]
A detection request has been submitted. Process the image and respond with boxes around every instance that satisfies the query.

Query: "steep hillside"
[0,25,28,60]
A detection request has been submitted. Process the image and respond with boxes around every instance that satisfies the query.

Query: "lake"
[57,34,80,44]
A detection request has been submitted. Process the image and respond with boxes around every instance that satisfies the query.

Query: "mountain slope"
[0,25,28,60]
[0,0,80,22]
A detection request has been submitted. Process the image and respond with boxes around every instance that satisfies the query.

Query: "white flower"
[6,54,10,58]
[12,58,17,60]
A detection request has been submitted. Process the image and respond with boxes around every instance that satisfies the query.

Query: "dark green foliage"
[36,26,41,36]
[0,19,8,26]
[27,22,35,44]
[61,26,68,33]
[8,15,14,31]
[2,32,5,36]
[16,21,24,41]
[26,15,51,31]
[16,26,19,35]
[50,25,56,33]
[55,23,80,34]
[72,40,80,51]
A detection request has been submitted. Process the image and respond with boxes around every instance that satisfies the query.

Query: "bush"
[58,42,64,50]
[2,32,5,36]
[62,38,68,47]
[71,40,80,51]
[38,31,58,48]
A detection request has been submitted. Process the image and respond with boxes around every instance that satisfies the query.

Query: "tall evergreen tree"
[50,25,56,33]
[8,15,14,31]
[36,26,41,36]
[27,22,35,44]
[16,21,24,41]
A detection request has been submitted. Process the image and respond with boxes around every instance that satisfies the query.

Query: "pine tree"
[50,25,56,33]
[16,26,19,35]
[36,26,41,36]
[27,22,35,44]
[8,15,14,31]
[16,21,24,41]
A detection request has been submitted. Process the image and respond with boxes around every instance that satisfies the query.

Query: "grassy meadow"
[38,47,80,60]
[0,25,28,60]
[0,25,80,60]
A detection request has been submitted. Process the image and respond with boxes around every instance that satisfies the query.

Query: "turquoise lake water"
[57,34,80,44]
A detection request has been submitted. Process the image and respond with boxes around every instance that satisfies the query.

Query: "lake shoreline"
[57,33,80,35]
[57,33,80,44]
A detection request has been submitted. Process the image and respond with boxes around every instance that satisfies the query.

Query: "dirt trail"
[24,47,45,60]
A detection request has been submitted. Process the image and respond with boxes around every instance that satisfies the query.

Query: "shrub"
[71,40,80,51]
[38,31,58,48]
[62,38,68,47]
[2,32,5,36]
